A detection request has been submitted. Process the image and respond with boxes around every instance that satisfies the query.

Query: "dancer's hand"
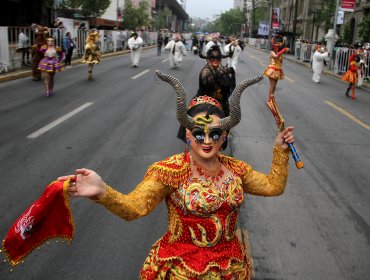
[274,126,294,150]
[58,168,106,199]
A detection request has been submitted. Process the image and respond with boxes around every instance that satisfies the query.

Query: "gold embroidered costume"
[94,147,289,279]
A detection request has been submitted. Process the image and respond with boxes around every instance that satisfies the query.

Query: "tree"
[62,0,111,18]
[342,22,351,44]
[152,6,172,31]
[311,0,336,39]
[123,0,150,30]
[358,14,370,43]
[203,9,246,36]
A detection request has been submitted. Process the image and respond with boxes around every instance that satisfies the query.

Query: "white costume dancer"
[165,35,186,68]
[128,32,143,67]
[224,37,242,71]
[312,46,329,83]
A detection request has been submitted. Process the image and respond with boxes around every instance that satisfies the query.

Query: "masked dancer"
[81,30,101,80]
[263,35,289,108]
[312,44,329,83]
[342,53,360,99]
[58,71,294,279]
[178,45,235,149]
[37,37,64,97]
[30,24,47,81]
[164,34,187,68]
[128,32,143,67]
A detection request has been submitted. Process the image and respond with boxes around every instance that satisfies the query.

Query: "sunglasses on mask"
[191,127,223,144]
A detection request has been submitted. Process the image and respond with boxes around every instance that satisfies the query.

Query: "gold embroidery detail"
[168,202,183,243]
[188,215,222,247]
[184,182,221,214]
[225,211,238,241]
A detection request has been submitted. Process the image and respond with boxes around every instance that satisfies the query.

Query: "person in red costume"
[342,53,360,99]
[263,35,289,113]
[58,71,296,279]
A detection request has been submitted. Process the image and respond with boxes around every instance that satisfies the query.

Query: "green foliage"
[62,0,111,18]
[123,0,150,30]
[312,0,336,32]
[152,6,172,31]
[342,23,351,44]
[358,14,370,43]
[203,9,246,36]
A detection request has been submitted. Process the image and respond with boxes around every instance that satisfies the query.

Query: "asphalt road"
[0,46,369,280]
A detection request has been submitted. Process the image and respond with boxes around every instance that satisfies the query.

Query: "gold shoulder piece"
[218,154,250,177]
[144,153,190,189]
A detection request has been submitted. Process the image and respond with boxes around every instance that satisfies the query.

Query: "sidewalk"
[0,45,156,84]
[248,45,370,90]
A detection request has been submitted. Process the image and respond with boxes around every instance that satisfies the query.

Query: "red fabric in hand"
[2,179,74,267]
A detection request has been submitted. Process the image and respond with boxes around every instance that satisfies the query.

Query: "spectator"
[63,32,75,68]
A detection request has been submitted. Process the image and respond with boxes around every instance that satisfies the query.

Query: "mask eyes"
[209,128,222,141]
[191,128,205,143]
[191,127,222,144]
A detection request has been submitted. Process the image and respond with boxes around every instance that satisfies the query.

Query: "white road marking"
[285,76,295,83]
[27,102,93,139]
[131,69,150,79]
[161,59,169,63]
[325,100,370,131]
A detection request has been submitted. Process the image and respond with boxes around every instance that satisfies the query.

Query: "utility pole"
[292,0,298,48]
[329,0,340,69]
[268,0,274,45]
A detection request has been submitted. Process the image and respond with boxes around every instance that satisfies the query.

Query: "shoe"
[351,95,356,100]
[45,91,50,97]
[49,90,54,96]
[66,65,72,69]
[345,90,350,98]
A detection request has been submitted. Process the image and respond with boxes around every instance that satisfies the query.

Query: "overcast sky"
[185,0,234,19]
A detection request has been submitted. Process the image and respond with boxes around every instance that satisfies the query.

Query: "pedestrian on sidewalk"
[37,37,64,97]
[16,29,30,65]
[128,32,143,67]
[81,30,101,80]
[312,45,329,83]
[63,32,75,68]
[263,35,289,112]
[342,53,360,99]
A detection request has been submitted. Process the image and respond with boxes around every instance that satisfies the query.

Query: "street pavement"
[0,46,369,280]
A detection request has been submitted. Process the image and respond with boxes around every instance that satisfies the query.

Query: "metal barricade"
[299,43,316,62]
[2,26,158,73]
[333,48,355,75]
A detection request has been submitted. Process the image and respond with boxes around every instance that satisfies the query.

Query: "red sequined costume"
[341,53,359,84]
[94,147,289,279]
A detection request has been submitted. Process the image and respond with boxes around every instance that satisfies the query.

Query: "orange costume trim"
[94,148,289,279]
[341,61,359,84]
[263,55,284,80]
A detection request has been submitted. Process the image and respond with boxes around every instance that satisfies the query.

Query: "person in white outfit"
[224,36,242,71]
[204,35,223,55]
[164,35,187,68]
[312,45,329,83]
[128,32,143,67]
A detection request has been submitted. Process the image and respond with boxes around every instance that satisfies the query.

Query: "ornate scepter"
[266,99,304,169]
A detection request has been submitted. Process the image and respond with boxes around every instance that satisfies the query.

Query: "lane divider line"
[161,58,169,63]
[325,100,370,131]
[131,69,150,80]
[27,102,93,139]
[285,76,295,83]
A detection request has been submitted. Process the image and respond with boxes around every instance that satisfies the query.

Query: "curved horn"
[220,75,264,131]
[155,70,195,130]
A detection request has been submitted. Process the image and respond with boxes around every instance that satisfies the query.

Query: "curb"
[0,45,156,84]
